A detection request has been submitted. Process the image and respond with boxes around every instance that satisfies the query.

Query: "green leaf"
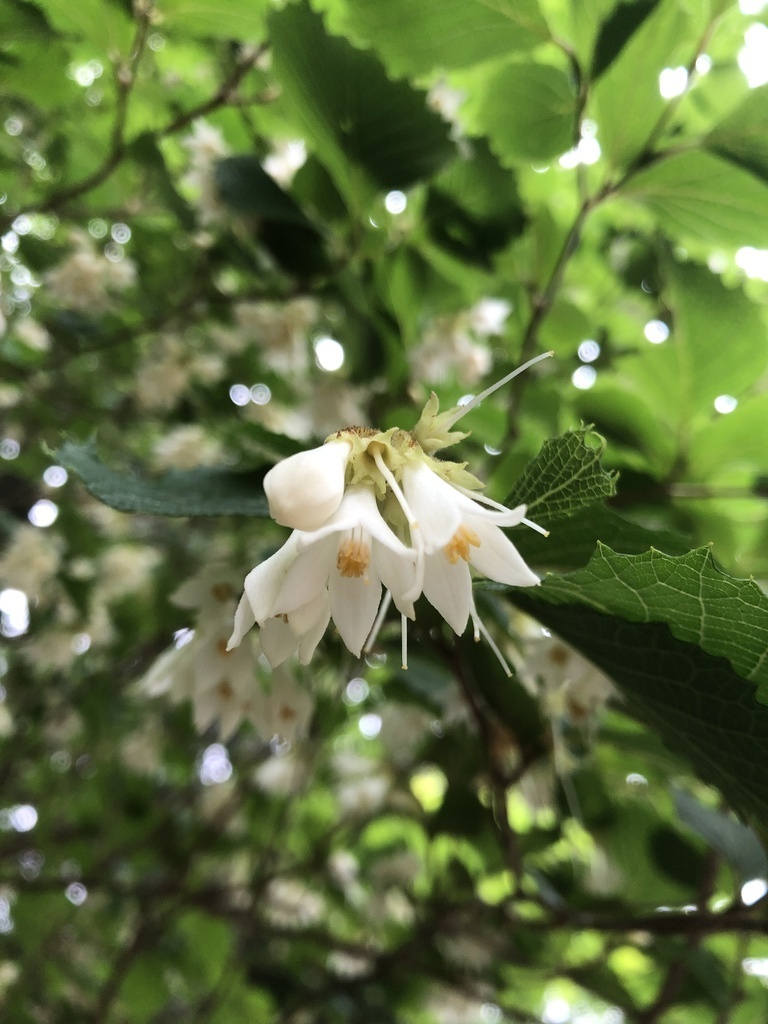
[618,151,768,248]
[514,504,691,570]
[506,427,618,520]
[516,595,768,824]
[661,261,768,416]
[57,440,269,517]
[706,84,768,185]
[268,1,455,202]
[157,0,269,40]
[30,0,134,51]
[464,60,575,165]
[688,395,768,481]
[590,0,689,168]
[316,0,549,77]
[591,0,659,79]
[214,155,314,225]
[536,545,768,700]
[673,788,768,881]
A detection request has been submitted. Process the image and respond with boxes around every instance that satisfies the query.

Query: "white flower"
[262,139,307,187]
[231,485,416,664]
[402,460,539,636]
[140,569,313,741]
[230,354,551,671]
[264,439,351,531]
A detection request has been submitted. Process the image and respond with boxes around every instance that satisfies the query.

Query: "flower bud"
[264,440,351,531]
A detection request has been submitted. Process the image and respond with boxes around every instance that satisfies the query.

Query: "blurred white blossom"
[182,120,230,225]
[46,232,135,312]
[0,524,63,596]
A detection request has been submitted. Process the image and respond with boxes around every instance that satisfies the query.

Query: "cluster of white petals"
[140,569,312,741]
[229,359,550,671]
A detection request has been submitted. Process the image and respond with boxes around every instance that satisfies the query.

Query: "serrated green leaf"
[316,0,549,77]
[536,545,768,698]
[591,0,659,79]
[618,151,768,248]
[57,440,269,517]
[269,2,455,204]
[590,0,689,168]
[515,595,768,824]
[464,60,575,165]
[506,428,618,520]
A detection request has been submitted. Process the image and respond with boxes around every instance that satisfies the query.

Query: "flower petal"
[422,553,471,635]
[228,591,256,649]
[402,462,461,551]
[273,536,336,615]
[264,439,351,531]
[372,543,417,618]
[329,564,382,656]
[260,617,300,667]
[297,593,331,664]
[242,534,300,623]
[467,516,540,588]
[298,484,412,557]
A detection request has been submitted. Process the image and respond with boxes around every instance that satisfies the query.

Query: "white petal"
[422,553,471,635]
[467,516,540,588]
[372,543,417,618]
[241,534,300,623]
[260,617,300,667]
[228,591,256,649]
[329,565,382,656]
[299,484,412,557]
[298,594,331,663]
[264,439,351,531]
[273,536,335,615]
[288,590,330,636]
[402,462,461,551]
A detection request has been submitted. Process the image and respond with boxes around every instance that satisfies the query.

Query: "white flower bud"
[264,439,351,531]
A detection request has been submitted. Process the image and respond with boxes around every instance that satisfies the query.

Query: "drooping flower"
[139,568,313,741]
[229,484,418,664]
[229,353,552,670]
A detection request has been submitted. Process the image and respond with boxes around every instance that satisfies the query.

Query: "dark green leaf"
[57,440,269,517]
[214,155,313,226]
[516,596,768,824]
[269,1,455,200]
[534,545,768,700]
[591,0,659,79]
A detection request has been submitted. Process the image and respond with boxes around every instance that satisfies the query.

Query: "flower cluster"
[229,358,550,671]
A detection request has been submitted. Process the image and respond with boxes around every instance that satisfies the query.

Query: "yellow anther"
[337,538,371,578]
[443,524,481,564]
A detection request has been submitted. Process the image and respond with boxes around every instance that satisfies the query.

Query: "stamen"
[364,588,392,654]
[337,536,371,577]
[471,608,513,677]
[522,517,549,537]
[372,447,425,601]
[401,613,408,670]
[440,351,554,431]
[444,524,481,564]
[451,483,550,537]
